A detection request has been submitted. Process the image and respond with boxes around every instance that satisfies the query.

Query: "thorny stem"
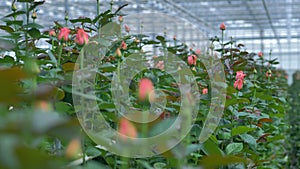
[221,29,224,56]
[25,2,29,57]
[57,44,63,67]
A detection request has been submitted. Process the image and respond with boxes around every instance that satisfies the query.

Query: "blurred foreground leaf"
[199,154,246,169]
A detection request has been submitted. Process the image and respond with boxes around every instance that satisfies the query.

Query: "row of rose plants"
[287,71,300,168]
[0,0,290,169]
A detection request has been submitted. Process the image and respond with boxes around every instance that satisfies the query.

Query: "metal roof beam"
[161,0,218,34]
[261,0,281,49]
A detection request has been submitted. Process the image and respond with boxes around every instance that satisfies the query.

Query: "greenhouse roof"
[1,0,299,74]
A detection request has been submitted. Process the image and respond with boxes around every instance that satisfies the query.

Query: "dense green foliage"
[0,1,292,169]
[287,71,300,169]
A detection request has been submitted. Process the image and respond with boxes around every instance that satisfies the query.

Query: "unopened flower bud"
[253,68,257,74]
[65,14,69,21]
[173,35,177,41]
[118,16,123,22]
[134,38,140,43]
[31,10,37,19]
[124,25,130,33]
[110,0,114,6]
[49,29,56,36]
[116,48,121,57]
[11,2,17,11]
[220,23,226,30]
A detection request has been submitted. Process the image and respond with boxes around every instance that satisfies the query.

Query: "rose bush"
[0,1,291,169]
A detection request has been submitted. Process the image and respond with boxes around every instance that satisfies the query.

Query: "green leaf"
[99,102,115,109]
[92,10,111,23]
[200,154,246,169]
[136,160,153,169]
[2,20,23,26]
[4,11,26,18]
[28,28,41,38]
[225,98,250,107]
[153,162,166,169]
[239,134,257,146]
[202,137,223,155]
[145,40,160,45]
[267,135,284,142]
[190,124,201,137]
[99,13,115,25]
[0,56,15,66]
[185,144,203,155]
[219,131,231,140]
[256,92,273,101]
[269,103,285,113]
[86,146,102,157]
[231,126,255,136]
[62,62,79,72]
[156,36,165,42]
[149,118,176,136]
[85,161,109,169]
[55,102,73,114]
[15,146,64,169]
[0,25,14,33]
[225,143,243,154]
[70,17,92,24]
[28,1,45,12]
[47,50,57,65]
[17,0,34,2]
[114,4,129,14]
[98,63,116,72]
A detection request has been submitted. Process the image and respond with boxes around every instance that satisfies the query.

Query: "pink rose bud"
[118,16,123,22]
[121,41,127,50]
[31,10,37,19]
[187,55,197,66]
[173,35,177,41]
[75,28,89,45]
[49,29,56,36]
[202,88,208,95]
[220,23,226,30]
[116,48,122,57]
[266,71,272,77]
[119,118,137,141]
[258,52,263,57]
[155,60,164,70]
[58,27,70,41]
[124,25,130,33]
[138,78,154,101]
[187,56,194,65]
